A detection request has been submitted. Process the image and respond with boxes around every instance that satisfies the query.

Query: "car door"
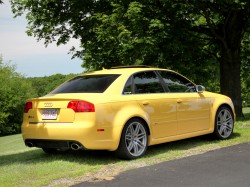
[123,71,178,139]
[158,71,210,135]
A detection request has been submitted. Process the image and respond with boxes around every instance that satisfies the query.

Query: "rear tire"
[213,106,234,139]
[116,118,148,160]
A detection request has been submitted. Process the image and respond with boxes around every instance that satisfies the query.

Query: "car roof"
[82,66,173,76]
[68,66,196,95]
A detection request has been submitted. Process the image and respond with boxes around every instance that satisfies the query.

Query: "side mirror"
[196,85,205,93]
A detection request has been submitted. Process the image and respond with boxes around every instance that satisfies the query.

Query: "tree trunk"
[218,11,244,117]
[220,50,243,117]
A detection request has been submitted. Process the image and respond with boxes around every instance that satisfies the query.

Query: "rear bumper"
[24,139,84,150]
[21,122,119,151]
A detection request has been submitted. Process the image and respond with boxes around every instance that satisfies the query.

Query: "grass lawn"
[1,108,250,187]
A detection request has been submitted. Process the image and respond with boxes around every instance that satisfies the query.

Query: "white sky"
[0,0,84,77]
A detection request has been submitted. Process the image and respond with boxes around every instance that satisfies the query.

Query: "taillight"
[67,101,95,112]
[24,102,32,113]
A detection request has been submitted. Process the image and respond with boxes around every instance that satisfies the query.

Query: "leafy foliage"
[10,0,218,86]
[10,0,250,116]
[242,56,250,107]
[181,0,250,116]
[0,57,35,136]
[27,74,76,97]
[0,57,77,136]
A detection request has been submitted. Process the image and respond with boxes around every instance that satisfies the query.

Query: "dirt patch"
[44,164,125,187]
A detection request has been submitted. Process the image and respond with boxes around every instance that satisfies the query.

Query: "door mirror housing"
[196,85,205,93]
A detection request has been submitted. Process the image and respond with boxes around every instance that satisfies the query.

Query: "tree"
[10,0,250,116]
[241,45,250,107]
[0,57,36,136]
[27,73,76,97]
[182,0,250,116]
[0,55,77,136]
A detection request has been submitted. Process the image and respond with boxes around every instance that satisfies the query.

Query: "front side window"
[133,71,164,94]
[51,74,120,94]
[158,71,196,93]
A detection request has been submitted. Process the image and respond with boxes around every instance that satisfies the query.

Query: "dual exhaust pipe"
[25,141,82,151]
[26,142,34,147]
[70,143,82,150]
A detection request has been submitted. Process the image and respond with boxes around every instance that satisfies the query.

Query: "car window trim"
[156,70,197,93]
[155,71,170,93]
[122,70,176,95]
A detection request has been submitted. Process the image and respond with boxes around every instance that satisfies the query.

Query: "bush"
[0,57,36,136]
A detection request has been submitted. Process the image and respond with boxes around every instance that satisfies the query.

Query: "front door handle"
[142,101,149,105]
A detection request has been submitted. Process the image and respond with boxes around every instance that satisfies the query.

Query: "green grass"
[1,108,250,187]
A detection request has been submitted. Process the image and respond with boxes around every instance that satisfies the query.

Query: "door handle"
[142,101,149,105]
[177,99,182,104]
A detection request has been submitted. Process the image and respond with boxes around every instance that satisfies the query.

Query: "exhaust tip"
[70,143,82,150]
[26,142,34,147]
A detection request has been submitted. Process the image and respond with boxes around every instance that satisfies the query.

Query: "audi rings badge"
[44,102,53,107]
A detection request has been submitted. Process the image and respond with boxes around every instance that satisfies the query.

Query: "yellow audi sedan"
[22,66,235,159]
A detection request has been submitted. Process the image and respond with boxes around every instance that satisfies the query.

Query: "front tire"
[116,118,148,160]
[213,106,234,139]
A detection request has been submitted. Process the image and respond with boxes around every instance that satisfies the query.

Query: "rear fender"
[110,101,150,150]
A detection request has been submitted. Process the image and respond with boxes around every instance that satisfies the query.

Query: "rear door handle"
[143,101,149,105]
[177,99,182,104]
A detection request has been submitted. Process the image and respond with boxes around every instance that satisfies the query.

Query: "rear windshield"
[51,74,120,93]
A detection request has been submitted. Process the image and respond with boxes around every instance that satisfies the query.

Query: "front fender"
[207,92,235,131]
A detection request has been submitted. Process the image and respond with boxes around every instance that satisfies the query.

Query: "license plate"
[42,109,58,120]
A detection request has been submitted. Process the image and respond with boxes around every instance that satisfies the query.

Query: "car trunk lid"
[25,94,99,123]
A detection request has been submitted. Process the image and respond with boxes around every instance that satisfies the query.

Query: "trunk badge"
[44,102,53,107]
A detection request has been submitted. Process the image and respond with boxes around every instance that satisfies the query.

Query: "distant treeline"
[1,55,249,136]
[0,57,78,136]
[27,73,77,97]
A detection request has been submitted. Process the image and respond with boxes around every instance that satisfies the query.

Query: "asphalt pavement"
[73,142,250,187]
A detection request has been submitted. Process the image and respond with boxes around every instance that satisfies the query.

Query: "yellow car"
[22,66,235,159]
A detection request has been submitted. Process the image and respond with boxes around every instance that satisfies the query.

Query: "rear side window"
[133,71,165,94]
[51,74,120,93]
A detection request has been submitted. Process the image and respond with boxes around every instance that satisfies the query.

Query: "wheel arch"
[210,101,235,132]
[110,103,151,151]
[216,104,235,120]
[205,93,235,133]
[212,103,235,139]
[213,102,235,122]
[127,116,151,136]
[112,115,151,150]
[115,116,150,159]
